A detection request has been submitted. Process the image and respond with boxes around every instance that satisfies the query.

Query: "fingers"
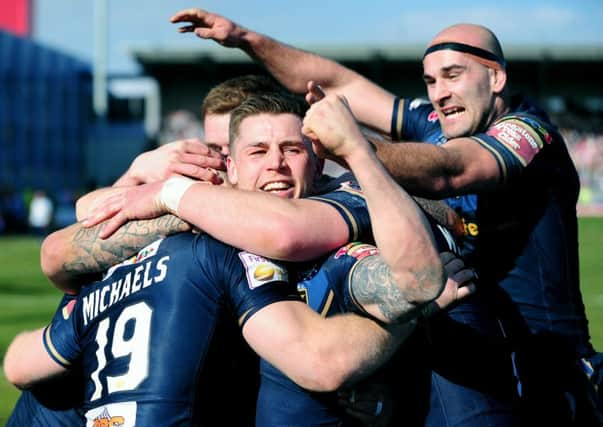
[305,81,326,105]
[177,25,196,33]
[439,251,457,264]
[98,214,128,240]
[452,267,476,285]
[178,153,225,170]
[81,197,122,228]
[169,165,224,185]
[194,27,217,40]
[456,282,477,300]
[443,257,465,277]
[170,8,206,23]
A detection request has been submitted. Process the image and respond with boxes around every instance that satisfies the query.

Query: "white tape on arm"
[159,177,195,214]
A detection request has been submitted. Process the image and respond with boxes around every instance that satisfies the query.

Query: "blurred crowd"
[0,187,78,236]
[562,129,603,214]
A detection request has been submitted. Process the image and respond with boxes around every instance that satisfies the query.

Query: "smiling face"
[227,113,319,199]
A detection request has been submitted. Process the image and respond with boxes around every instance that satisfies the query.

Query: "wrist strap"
[160,177,195,214]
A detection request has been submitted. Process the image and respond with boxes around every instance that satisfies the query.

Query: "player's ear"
[490,68,507,94]
[226,156,238,186]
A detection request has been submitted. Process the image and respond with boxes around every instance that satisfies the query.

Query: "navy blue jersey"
[43,233,299,426]
[256,242,380,426]
[256,219,458,427]
[7,377,85,427]
[391,95,592,358]
[310,174,373,244]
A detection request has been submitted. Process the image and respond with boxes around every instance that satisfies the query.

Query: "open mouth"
[261,181,293,193]
[442,106,465,119]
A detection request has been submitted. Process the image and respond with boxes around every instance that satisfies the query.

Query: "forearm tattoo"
[62,214,189,275]
[350,255,438,323]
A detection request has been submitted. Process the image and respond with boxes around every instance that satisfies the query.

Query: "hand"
[424,252,477,316]
[338,381,393,427]
[82,181,169,239]
[170,8,246,47]
[117,139,225,186]
[302,94,370,160]
[304,80,326,105]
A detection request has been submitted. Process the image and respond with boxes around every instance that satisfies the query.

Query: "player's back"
[46,233,231,426]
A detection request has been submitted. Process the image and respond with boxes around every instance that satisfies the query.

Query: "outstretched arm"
[170,8,396,134]
[82,180,350,262]
[41,215,190,293]
[242,301,413,391]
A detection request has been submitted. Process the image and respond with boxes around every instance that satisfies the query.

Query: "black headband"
[423,42,506,68]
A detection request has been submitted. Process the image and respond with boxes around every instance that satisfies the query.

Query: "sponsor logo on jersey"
[238,252,288,289]
[86,402,136,427]
[520,116,553,144]
[333,242,379,260]
[428,110,439,123]
[486,118,543,165]
[62,299,76,320]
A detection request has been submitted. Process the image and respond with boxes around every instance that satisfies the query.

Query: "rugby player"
[167,8,603,426]
[5,92,468,426]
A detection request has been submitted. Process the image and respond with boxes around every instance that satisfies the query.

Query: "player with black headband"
[170,10,602,427]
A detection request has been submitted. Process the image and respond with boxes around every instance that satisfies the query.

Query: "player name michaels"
[82,256,170,326]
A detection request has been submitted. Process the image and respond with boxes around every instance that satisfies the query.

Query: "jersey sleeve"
[471,113,553,183]
[324,242,382,317]
[229,251,301,327]
[308,178,372,242]
[43,293,81,368]
[391,97,436,141]
[194,234,301,328]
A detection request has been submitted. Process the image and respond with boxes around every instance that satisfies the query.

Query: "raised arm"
[242,301,413,391]
[41,215,190,293]
[170,8,396,133]
[303,94,446,307]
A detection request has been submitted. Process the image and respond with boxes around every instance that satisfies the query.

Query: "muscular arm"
[176,184,349,261]
[303,95,446,307]
[171,8,396,133]
[239,34,395,133]
[41,215,190,293]
[242,301,413,391]
[3,328,67,390]
[372,137,501,198]
[86,180,351,262]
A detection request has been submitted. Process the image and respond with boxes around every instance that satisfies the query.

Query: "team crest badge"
[86,402,136,427]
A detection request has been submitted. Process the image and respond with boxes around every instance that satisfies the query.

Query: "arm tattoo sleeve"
[350,255,435,323]
[62,214,190,276]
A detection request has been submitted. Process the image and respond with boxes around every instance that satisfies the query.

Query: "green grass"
[0,221,602,423]
[0,236,65,424]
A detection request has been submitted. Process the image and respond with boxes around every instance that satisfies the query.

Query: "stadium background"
[0,0,602,423]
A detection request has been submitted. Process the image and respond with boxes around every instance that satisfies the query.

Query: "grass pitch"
[0,220,602,423]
